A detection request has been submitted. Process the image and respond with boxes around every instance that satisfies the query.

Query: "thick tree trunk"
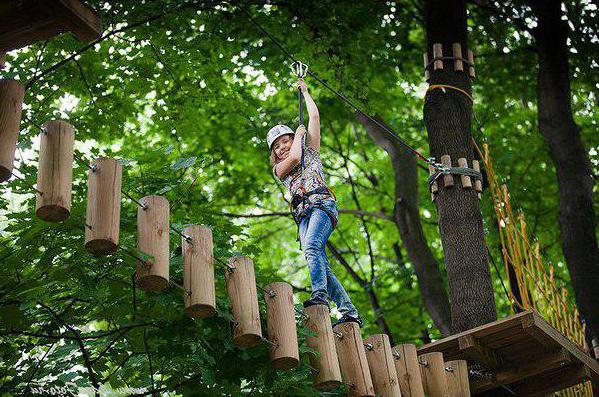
[423,0,497,332]
[357,113,452,336]
[530,0,599,344]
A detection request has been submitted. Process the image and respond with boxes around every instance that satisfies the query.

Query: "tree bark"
[529,0,599,344]
[423,0,497,332]
[357,113,452,336]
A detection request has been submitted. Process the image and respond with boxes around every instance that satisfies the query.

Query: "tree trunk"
[423,0,497,332]
[357,113,452,336]
[530,0,599,344]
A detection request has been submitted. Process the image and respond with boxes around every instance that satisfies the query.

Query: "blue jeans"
[298,200,359,318]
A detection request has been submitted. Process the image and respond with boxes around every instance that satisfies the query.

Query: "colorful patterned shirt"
[275,146,335,217]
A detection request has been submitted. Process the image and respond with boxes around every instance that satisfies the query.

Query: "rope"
[426,84,474,103]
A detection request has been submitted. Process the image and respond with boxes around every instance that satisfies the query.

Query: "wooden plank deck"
[417,310,599,395]
[0,0,102,52]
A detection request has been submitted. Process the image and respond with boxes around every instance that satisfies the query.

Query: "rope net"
[479,143,593,397]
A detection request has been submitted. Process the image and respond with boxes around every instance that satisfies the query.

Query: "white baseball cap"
[267,124,294,151]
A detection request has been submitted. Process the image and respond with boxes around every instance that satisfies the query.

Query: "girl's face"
[272,134,293,161]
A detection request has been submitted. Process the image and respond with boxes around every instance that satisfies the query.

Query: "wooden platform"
[417,310,599,396]
[0,0,102,53]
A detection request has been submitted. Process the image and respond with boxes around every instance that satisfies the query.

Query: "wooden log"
[84,157,121,255]
[136,195,169,291]
[304,304,342,391]
[452,43,463,72]
[433,43,443,70]
[457,158,472,189]
[419,352,449,397]
[265,282,299,370]
[593,338,599,360]
[183,225,215,318]
[445,360,470,397]
[226,256,262,348]
[441,155,454,187]
[0,79,25,182]
[333,322,375,397]
[392,344,425,397]
[472,160,482,196]
[364,334,401,397]
[423,52,430,81]
[35,120,74,222]
[468,50,475,78]
[428,163,438,201]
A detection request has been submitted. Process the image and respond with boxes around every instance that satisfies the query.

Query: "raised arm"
[274,125,307,179]
[296,79,320,152]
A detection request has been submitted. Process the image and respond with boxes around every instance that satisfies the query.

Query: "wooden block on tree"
[35,120,75,222]
[136,195,170,292]
[433,43,443,70]
[419,352,449,397]
[304,304,342,391]
[472,160,482,194]
[183,225,215,319]
[226,256,262,348]
[452,43,463,72]
[468,50,475,78]
[445,360,470,397]
[0,79,25,182]
[364,334,401,396]
[334,322,375,397]
[392,344,425,397]
[423,52,430,81]
[265,282,299,370]
[441,155,454,187]
[457,158,472,189]
[84,157,121,255]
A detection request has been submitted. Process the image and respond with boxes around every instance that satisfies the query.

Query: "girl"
[266,79,362,327]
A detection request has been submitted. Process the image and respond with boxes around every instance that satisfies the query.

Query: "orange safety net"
[479,143,593,397]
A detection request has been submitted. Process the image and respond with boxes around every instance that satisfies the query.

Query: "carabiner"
[290,61,308,78]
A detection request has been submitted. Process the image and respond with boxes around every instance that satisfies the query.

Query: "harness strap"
[428,166,482,188]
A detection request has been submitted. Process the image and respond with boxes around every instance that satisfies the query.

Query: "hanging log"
[136,195,170,291]
[0,79,24,182]
[392,344,425,397]
[304,304,342,391]
[84,157,122,255]
[445,360,470,397]
[419,352,449,397]
[225,256,262,348]
[364,334,401,397]
[183,225,215,318]
[333,322,375,397]
[35,120,74,222]
[265,282,299,370]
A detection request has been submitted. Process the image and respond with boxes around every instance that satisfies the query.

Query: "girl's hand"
[296,79,308,93]
[296,125,307,135]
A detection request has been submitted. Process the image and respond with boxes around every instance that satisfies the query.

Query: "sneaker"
[333,314,363,328]
[303,297,330,310]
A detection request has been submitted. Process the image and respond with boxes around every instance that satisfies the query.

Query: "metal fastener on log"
[304,304,342,391]
[265,282,299,370]
[136,195,169,291]
[333,321,375,397]
[226,256,262,348]
[419,352,449,397]
[84,157,122,255]
[445,360,470,397]
[0,79,24,182]
[392,343,425,397]
[183,225,215,318]
[364,334,401,397]
[35,120,74,222]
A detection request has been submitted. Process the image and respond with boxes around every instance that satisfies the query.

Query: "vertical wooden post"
[303,304,342,391]
[364,334,401,397]
[225,256,262,348]
[183,225,215,318]
[0,79,25,182]
[445,360,470,397]
[35,120,75,222]
[472,160,482,194]
[423,52,430,81]
[441,155,454,187]
[419,352,448,397]
[457,158,472,189]
[265,282,299,370]
[429,163,438,202]
[392,344,425,397]
[433,43,443,70]
[452,43,463,72]
[84,157,122,255]
[467,50,475,78]
[136,195,169,291]
[333,322,375,397]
